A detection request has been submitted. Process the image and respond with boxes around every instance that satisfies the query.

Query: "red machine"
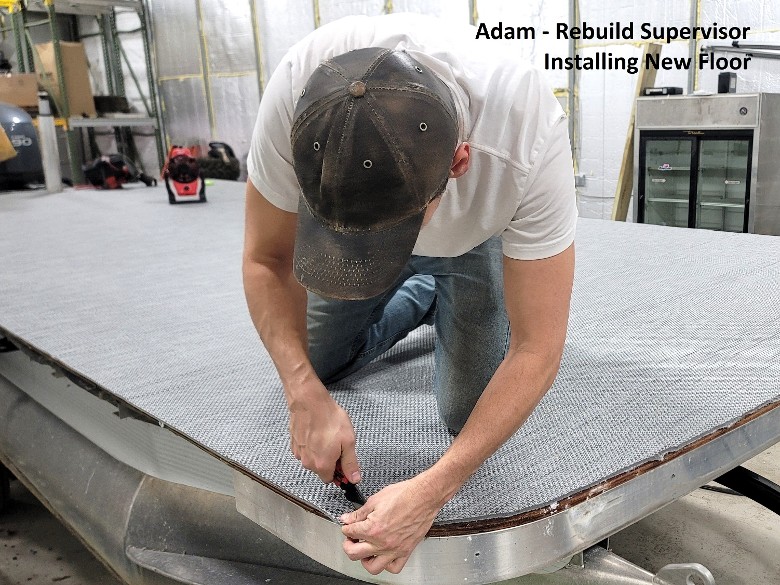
[163,146,206,204]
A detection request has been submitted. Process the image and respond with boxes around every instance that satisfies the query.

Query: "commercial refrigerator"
[634,93,780,234]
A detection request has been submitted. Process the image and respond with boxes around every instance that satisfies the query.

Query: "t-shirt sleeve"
[246,58,300,213]
[501,116,578,260]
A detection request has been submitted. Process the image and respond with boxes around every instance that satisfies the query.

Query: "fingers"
[362,554,409,576]
[305,457,334,483]
[343,538,375,560]
[292,446,335,482]
[344,542,409,576]
[339,440,361,484]
[385,557,408,574]
[287,402,358,484]
[340,504,372,527]
[290,439,301,461]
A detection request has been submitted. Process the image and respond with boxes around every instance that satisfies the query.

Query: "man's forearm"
[242,258,317,390]
[419,248,575,503]
[420,347,561,505]
[243,255,361,482]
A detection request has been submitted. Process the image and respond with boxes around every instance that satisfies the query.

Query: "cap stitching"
[367,85,459,126]
[333,98,356,167]
[302,189,425,236]
[362,48,393,80]
[291,90,347,140]
[320,61,351,84]
[362,93,419,202]
[320,47,388,84]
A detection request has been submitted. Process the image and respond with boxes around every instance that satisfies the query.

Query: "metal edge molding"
[0,351,235,497]
[5,326,780,582]
[234,402,780,585]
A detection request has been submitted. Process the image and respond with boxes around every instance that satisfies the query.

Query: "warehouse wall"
[576,0,780,219]
[125,0,780,216]
[134,0,569,179]
[2,1,778,214]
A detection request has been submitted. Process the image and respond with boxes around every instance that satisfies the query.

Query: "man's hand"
[288,380,361,483]
[243,182,360,483]
[340,476,442,575]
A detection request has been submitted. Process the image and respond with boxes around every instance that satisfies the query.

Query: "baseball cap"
[291,47,459,300]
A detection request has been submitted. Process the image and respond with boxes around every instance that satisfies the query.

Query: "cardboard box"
[0,73,39,109]
[35,41,96,118]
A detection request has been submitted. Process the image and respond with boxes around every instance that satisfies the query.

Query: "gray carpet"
[1,182,779,525]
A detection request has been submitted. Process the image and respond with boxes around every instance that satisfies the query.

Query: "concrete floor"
[0,446,778,585]
[610,444,780,583]
[0,479,122,585]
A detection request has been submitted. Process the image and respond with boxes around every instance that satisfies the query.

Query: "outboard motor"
[0,102,44,190]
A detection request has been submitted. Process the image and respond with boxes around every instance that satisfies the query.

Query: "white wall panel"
[577,193,606,218]
[35,0,780,212]
[77,10,154,172]
[202,0,257,74]
[701,0,764,31]
[478,0,570,88]
[614,0,690,30]
[699,0,780,94]
[256,0,315,79]
[116,11,149,114]
[77,16,107,96]
[151,0,201,77]
[320,0,386,24]
[79,13,132,99]
[392,0,470,25]
[211,75,261,173]
[159,78,211,148]
[651,40,690,88]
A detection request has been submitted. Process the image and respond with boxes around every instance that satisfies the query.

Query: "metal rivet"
[415,66,423,73]
[363,160,372,168]
[349,81,367,98]
[313,142,320,151]
[419,122,427,132]
[301,88,306,97]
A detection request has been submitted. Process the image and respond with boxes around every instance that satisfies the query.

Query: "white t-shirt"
[247,13,577,260]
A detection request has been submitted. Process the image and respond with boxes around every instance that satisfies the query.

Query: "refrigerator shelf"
[698,201,745,209]
[646,197,689,204]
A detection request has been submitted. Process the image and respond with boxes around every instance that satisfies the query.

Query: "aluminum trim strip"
[0,351,235,497]
[234,403,780,585]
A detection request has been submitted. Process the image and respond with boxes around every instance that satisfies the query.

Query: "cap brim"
[293,197,424,300]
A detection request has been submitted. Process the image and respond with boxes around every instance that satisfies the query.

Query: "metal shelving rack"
[2,0,164,183]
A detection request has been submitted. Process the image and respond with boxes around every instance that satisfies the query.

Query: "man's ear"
[449,143,470,178]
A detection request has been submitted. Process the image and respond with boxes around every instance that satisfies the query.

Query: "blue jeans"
[307,237,510,433]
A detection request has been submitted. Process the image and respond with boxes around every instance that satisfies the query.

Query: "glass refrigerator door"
[695,138,751,233]
[643,139,693,228]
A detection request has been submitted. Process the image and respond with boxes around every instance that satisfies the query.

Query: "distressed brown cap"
[291,47,459,300]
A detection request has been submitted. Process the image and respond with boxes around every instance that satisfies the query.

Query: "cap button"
[348,81,366,98]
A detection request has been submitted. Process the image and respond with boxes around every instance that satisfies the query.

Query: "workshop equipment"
[0,102,44,190]
[163,145,207,204]
[83,153,156,190]
[198,141,241,181]
[634,93,780,234]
